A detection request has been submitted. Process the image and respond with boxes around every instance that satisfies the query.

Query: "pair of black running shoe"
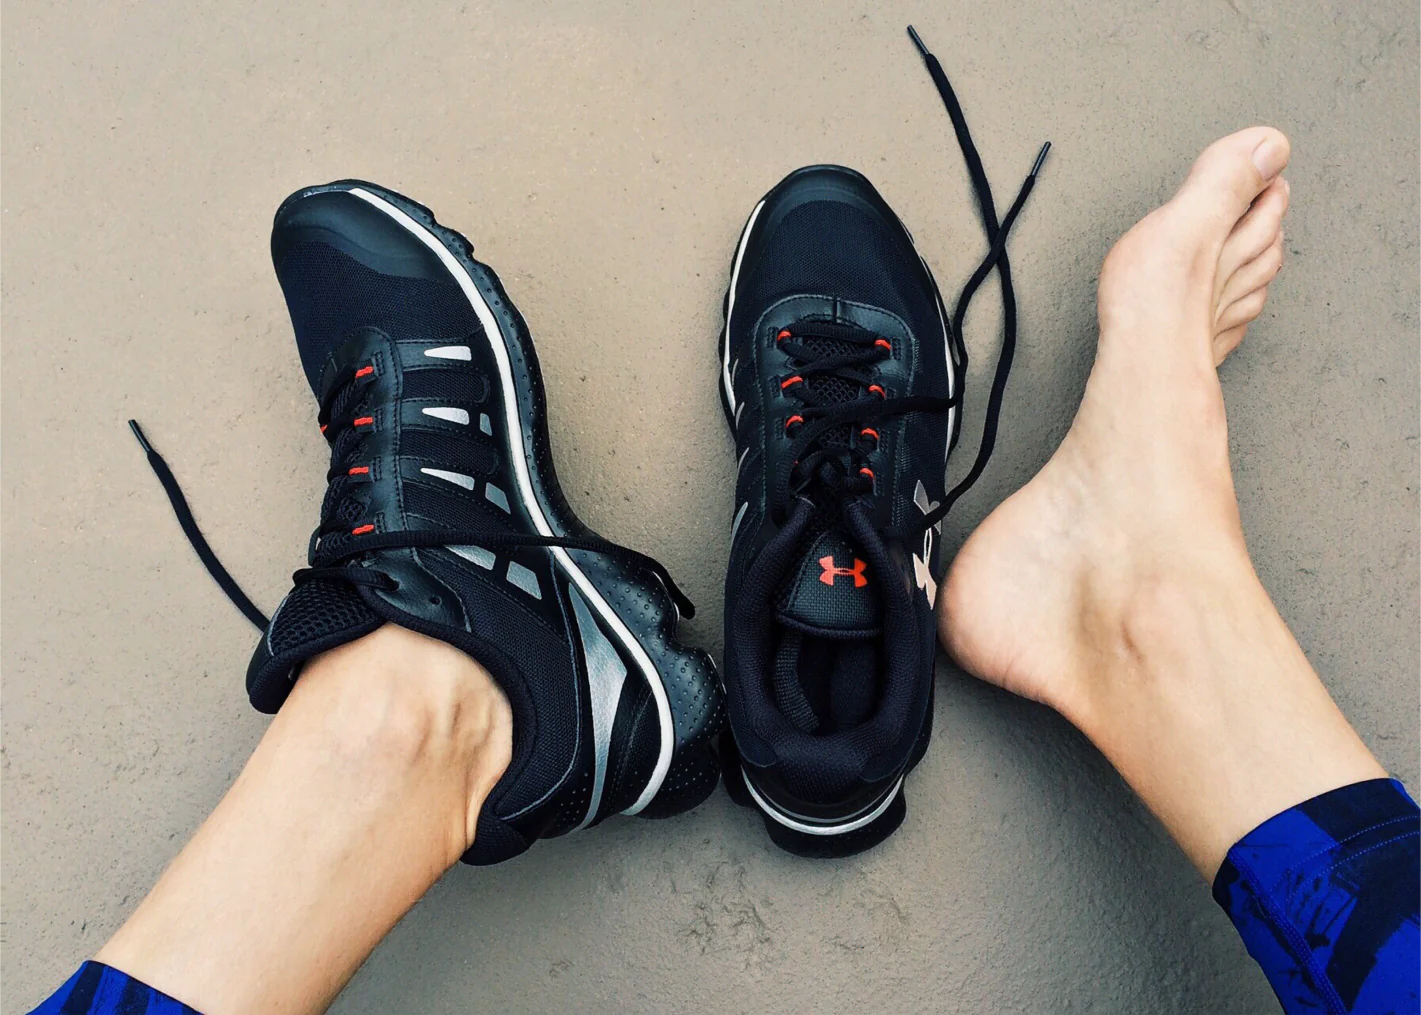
[135,29,1047,862]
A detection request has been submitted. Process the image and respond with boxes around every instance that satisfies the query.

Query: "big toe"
[1173,127,1291,232]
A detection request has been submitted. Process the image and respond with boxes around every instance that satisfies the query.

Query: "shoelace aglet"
[906,24,930,58]
[127,418,155,455]
[1030,141,1052,178]
[905,24,1052,187]
[128,418,271,632]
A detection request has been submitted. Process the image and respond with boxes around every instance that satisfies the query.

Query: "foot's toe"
[1173,127,1291,232]
[1217,178,1289,286]
[1216,284,1271,336]
[1213,323,1249,365]
[1219,229,1284,313]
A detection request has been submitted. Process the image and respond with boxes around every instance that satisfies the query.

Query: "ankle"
[296,625,513,855]
[1061,537,1298,733]
[1062,557,1384,875]
[1023,530,1244,721]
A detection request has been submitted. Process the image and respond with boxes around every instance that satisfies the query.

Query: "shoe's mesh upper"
[267,578,380,658]
[275,242,481,393]
[401,482,507,531]
[798,333,864,413]
[400,368,485,404]
[737,201,940,346]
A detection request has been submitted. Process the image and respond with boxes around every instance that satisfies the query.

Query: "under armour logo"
[913,480,944,607]
[819,555,868,587]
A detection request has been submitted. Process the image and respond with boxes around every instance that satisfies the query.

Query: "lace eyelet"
[868,384,886,399]
[785,414,804,435]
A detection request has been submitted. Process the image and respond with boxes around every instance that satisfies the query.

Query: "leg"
[941,126,1385,876]
[41,176,719,1014]
[91,625,511,1015]
[941,128,1417,1012]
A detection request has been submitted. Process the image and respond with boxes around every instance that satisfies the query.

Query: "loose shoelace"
[907,24,1050,536]
[776,26,1049,540]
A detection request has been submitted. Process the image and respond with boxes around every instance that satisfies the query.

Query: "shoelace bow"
[130,360,697,630]
[776,27,1050,541]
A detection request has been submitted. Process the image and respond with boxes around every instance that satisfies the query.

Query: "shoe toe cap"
[271,184,449,280]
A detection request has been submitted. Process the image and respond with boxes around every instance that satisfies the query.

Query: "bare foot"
[942,127,1290,717]
[939,127,1385,874]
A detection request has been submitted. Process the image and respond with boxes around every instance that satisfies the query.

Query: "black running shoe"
[716,28,1048,857]
[133,181,723,864]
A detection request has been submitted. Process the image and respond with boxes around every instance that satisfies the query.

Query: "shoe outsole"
[280,180,723,822]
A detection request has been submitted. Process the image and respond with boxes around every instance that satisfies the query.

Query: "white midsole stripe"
[722,199,766,415]
[347,187,675,816]
[743,773,905,836]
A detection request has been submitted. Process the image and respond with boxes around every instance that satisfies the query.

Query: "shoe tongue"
[792,326,872,452]
[775,527,882,638]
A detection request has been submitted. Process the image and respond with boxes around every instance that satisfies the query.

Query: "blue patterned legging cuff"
[1214,777,1419,1014]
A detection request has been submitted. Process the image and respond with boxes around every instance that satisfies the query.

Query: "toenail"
[1252,137,1288,181]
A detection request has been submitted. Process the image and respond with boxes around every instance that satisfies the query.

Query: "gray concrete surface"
[3,1,1417,1012]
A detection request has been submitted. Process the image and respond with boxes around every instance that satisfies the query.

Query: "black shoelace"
[130,411,696,629]
[774,26,1049,539]
[771,320,963,522]
[908,24,1050,535]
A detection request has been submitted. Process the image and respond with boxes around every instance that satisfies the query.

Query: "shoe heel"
[638,640,723,818]
[761,789,906,859]
[639,742,720,818]
[721,728,910,858]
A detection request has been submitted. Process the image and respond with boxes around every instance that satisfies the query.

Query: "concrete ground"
[4,1,1416,1012]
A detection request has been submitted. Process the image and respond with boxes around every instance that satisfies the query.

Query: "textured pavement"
[4,2,1417,1012]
